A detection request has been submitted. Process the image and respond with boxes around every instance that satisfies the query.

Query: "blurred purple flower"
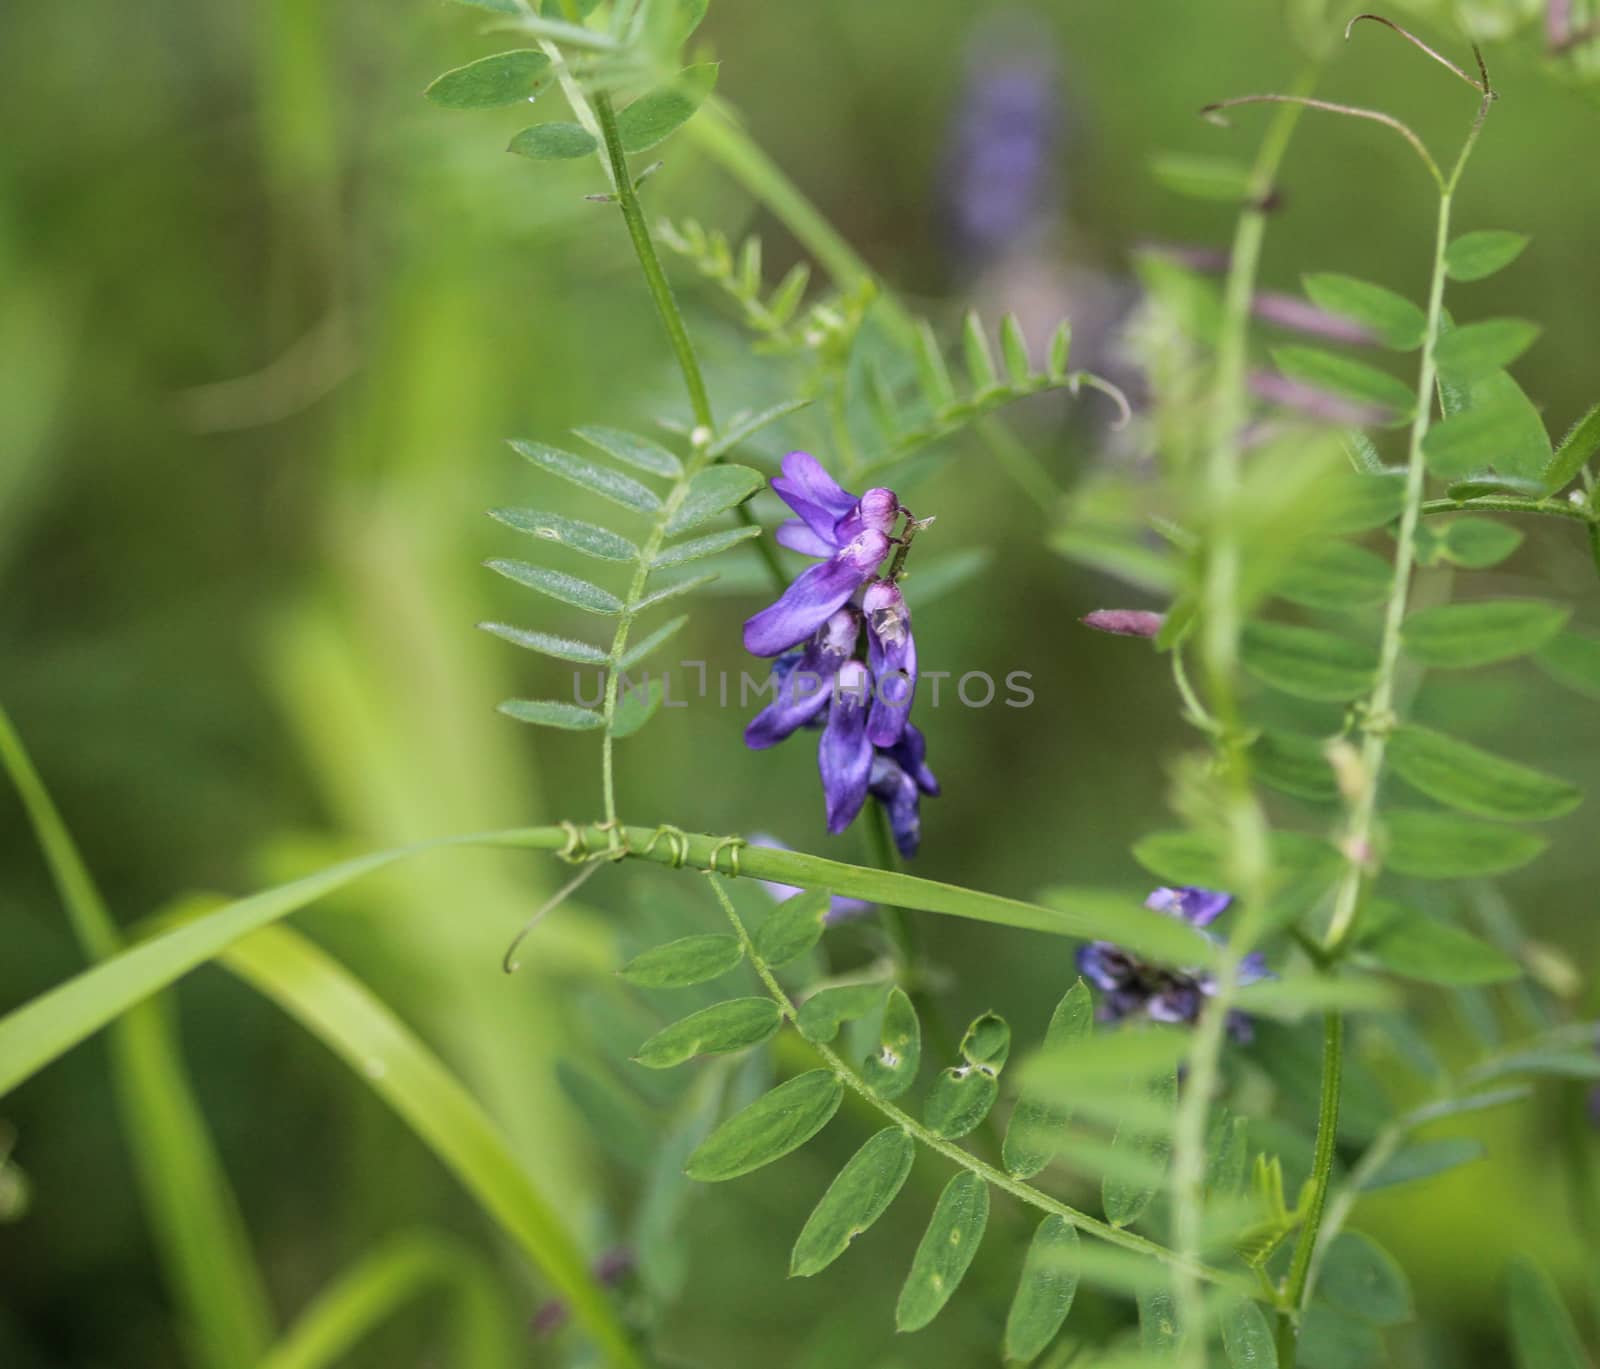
[1082,608,1165,639]
[530,1246,634,1339]
[745,453,938,855]
[1252,291,1378,346]
[1249,371,1388,429]
[939,15,1064,267]
[1077,886,1268,1041]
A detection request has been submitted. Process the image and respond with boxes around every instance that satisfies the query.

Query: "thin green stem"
[701,874,1251,1296]
[1276,1012,1344,1364]
[1172,74,1316,1369]
[1420,495,1593,523]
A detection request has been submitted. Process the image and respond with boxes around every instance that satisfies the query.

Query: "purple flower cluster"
[1077,886,1268,1041]
[743,453,939,856]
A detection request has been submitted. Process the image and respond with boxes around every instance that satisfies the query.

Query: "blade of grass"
[0,822,1214,1105]
[258,1231,516,1369]
[212,923,639,1368]
[0,701,274,1369]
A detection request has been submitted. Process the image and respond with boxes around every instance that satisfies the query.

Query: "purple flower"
[744,453,938,853]
[1077,886,1268,1042]
[1081,608,1165,639]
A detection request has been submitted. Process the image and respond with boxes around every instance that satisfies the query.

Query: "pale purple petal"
[1145,886,1232,928]
[774,519,837,558]
[1077,942,1132,992]
[835,487,901,542]
[1082,609,1165,638]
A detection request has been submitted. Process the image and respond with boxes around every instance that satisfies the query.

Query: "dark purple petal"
[1081,608,1165,638]
[1076,941,1134,992]
[775,518,837,558]
[868,753,923,857]
[885,722,939,797]
[1147,984,1204,1025]
[772,451,858,543]
[864,580,917,747]
[742,531,888,656]
[819,661,874,833]
[744,610,860,748]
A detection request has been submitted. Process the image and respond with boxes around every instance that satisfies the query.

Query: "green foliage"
[508,122,599,160]
[895,1172,989,1332]
[634,998,782,1067]
[1443,230,1530,282]
[1221,1296,1279,1367]
[1386,724,1582,821]
[1399,599,1570,669]
[1270,346,1416,422]
[1432,318,1541,386]
[1004,1216,1082,1362]
[860,987,922,1100]
[1505,1257,1592,1369]
[684,1070,844,1181]
[1004,980,1093,1180]
[1240,621,1378,701]
[1302,274,1427,349]
[1317,1231,1413,1327]
[425,51,550,110]
[790,1128,915,1277]
[616,64,719,155]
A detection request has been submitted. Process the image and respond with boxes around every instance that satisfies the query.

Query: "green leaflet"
[651,525,762,569]
[1131,829,1338,898]
[485,558,623,614]
[1543,403,1600,493]
[1221,1296,1278,1368]
[1423,372,1551,483]
[633,998,781,1068]
[1324,472,1406,533]
[477,622,609,665]
[895,1171,989,1332]
[1102,1067,1177,1228]
[1432,318,1540,387]
[611,677,664,739]
[706,399,813,459]
[1506,1258,1589,1369]
[1275,540,1393,610]
[616,63,719,155]
[489,506,639,562]
[923,1067,999,1140]
[507,122,599,160]
[1138,1286,1181,1351]
[496,699,604,730]
[1298,1306,1383,1369]
[1386,724,1582,822]
[751,889,831,967]
[796,981,887,1043]
[573,426,683,479]
[1241,621,1378,702]
[1536,631,1600,701]
[860,987,921,1101]
[1150,151,1253,202]
[1302,273,1426,350]
[1003,979,1092,1180]
[789,1128,914,1277]
[619,615,689,670]
[684,1070,843,1182]
[1270,345,1416,423]
[1444,230,1529,282]
[511,439,663,513]
[632,570,718,613]
[617,933,744,989]
[553,1060,656,1170]
[1003,1216,1081,1362]
[1360,1138,1484,1190]
[1420,517,1523,569]
[1384,809,1548,878]
[1400,599,1570,669]
[664,464,765,535]
[1356,903,1520,985]
[425,50,549,110]
[1318,1231,1414,1327]
[1252,730,1338,803]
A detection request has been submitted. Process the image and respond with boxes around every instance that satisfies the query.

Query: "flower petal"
[772,451,857,542]
[774,519,837,558]
[869,753,923,857]
[819,662,874,833]
[741,531,888,657]
[864,580,917,747]
[1076,941,1134,991]
[885,723,940,797]
[1145,886,1233,927]
[744,611,860,748]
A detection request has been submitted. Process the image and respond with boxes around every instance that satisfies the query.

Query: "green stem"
[701,874,1251,1296]
[1172,75,1316,1369]
[1419,495,1594,523]
[1276,1011,1344,1364]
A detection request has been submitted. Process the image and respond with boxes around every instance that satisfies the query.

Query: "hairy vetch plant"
[5,3,1600,1368]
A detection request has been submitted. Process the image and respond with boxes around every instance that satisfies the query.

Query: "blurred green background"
[3,1,1598,1365]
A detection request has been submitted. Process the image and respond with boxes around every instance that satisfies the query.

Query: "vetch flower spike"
[743,451,939,852]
